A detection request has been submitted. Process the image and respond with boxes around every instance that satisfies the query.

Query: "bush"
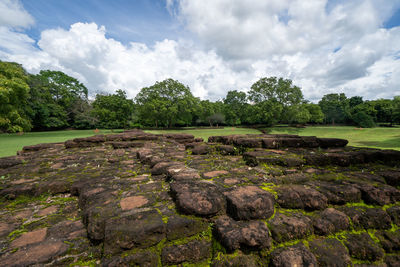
[352,111,376,128]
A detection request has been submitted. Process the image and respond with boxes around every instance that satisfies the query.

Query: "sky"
[1,0,400,102]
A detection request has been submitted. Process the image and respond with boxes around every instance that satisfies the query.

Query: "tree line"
[1,60,400,133]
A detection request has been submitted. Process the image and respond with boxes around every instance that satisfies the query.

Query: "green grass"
[145,127,262,141]
[264,125,400,151]
[0,129,122,157]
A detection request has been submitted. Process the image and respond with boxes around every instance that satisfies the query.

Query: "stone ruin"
[0,129,399,266]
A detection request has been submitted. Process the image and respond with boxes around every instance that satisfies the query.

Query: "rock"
[387,206,400,226]
[37,205,58,217]
[203,170,229,179]
[110,141,144,149]
[316,182,361,204]
[166,215,207,241]
[338,206,392,230]
[120,195,148,210]
[375,229,400,252]
[211,255,259,267]
[151,161,183,175]
[22,143,56,152]
[0,156,23,169]
[161,240,211,265]
[103,251,159,267]
[309,238,351,267]
[192,145,211,155]
[378,171,400,187]
[166,166,200,181]
[276,185,328,211]
[385,255,400,267]
[0,222,16,237]
[170,181,225,217]
[233,138,263,148]
[104,210,165,255]
[0,241,68,267]
[313,208,349,235]
[345,233,384,261]
[225,186,275,220]
[270,243,317,267]
[216,145,236,155]
[214,216,271,252]
[268,212,313,243]
[317,138,348,148]
[360,185,391,205]
[10,228,47,248]
[243,151,304,167]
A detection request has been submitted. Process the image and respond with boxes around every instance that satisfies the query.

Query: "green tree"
[0,61,32,132]
[26,74,68,130]
[223,90,249,125]
[370,99,395,126]
[285,104,311,125]
[135,79,198,127]
[318,93,349,124]
[352,111,376,128]
[92,89,134,129]
[248,77,303,125]
[304,103,324,123]
[37,70,89,126]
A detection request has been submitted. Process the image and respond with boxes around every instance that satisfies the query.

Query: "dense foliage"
[1,60,400,132]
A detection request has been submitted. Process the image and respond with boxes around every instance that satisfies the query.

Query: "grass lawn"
[0,129,123,157]
[264,126,400,151]
[145,127,262,141]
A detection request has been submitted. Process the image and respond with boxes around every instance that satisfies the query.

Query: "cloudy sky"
[1,0,400,102]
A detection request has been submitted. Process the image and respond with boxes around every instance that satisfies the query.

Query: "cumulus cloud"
[0,0,34,28]
[0,0,400,101]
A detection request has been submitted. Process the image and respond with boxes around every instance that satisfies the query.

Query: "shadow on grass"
[357,137,400,149]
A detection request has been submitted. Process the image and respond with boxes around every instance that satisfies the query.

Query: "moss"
[8,229,28,241]
[68,259,97,267]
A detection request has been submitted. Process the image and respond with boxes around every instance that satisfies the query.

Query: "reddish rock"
[339,206,392,230]
[0,156,23,168]
[270,243,317,267]
[0,222,15,237]
[161,240,211,265]
[313,208,349,236]
[151,161,183,175]
[276,185,328,211]
[268,212,313,242]
[170,181,225,217]
[345,233,384,262]
[214,216,271,251]
[104,210,165,255]
[37,206,58,217]
[203,170,229,179]
[1,241,68,266]
[309,238,351,267]
[225,186,275,220]
[11,228,47,248]
[120,195,148,210]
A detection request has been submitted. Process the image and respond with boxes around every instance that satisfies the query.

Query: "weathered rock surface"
[0,130,399,266]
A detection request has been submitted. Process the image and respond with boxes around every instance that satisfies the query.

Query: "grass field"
[0,129,123,157]
[265,126,400,151]
[1,126,399,158]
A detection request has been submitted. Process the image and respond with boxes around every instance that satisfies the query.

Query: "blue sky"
[21,0,185,45]
[1,0,400,101]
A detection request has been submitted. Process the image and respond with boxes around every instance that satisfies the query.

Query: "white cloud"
[0,0,34,28]
[0,0,400,102]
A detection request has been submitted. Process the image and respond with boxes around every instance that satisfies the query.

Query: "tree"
[370,99,395,126]
[285,104,311,125]
[352,111,376,128]
[37,70,89,126]
[318,93,349,124]
[304,103,324,124]
[248,77,303,125]
[92,90,134,129]
[135,79,198,127]
[0,61,32,132]
[26,74,68,130]
[223,90,249,125]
